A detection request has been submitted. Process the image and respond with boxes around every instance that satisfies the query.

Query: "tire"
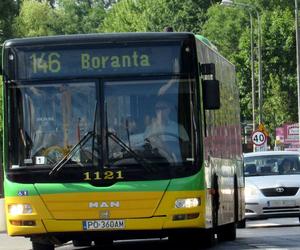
[237,218,246,228]
[202,229,216,248]
[217,176,238,241]
[94,238,113,246]
[168,229,215,248]
[72,239,91,247]
[218,222,236,241]
[32,242,54,250]
[212,174,220,229]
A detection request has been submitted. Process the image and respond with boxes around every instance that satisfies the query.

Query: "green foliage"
[100,0,166,32]
[203,1,299,143]
[202,6,248,60]
[13,0,107,36]
[202,5,254,121]
[0,0,17,42]
[100,0,212,32]
[261,8,297,132]
[14,0,57,37]
[54,0,106,34]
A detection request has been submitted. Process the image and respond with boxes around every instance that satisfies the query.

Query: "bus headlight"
[175,198,200,208]
[8,204,33,215]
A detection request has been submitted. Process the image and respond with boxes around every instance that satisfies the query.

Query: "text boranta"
[81,51,151,70]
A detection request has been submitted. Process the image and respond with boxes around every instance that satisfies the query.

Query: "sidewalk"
[0,232,32,250]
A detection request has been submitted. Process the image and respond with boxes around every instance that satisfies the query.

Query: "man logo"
[275,187,285,193]
[89,201,120,208]
[100,210,110,219]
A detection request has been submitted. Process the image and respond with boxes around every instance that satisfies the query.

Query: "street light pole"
[249,11,256,131]
[220,0,262,128]
[245,9,256,131]
[256,11,263,125]
[295,0,300,147]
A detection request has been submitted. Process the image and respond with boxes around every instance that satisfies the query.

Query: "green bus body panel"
[4,169,205,197]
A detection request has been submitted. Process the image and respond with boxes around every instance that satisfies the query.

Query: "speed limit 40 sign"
[251,130,267,146]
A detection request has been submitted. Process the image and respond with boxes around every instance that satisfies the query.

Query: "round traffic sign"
[251,130,266,146]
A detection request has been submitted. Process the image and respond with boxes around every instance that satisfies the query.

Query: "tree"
[202,5,252,120]
[203,1,298,145]
[259,7,296,139]
[54,0,106,34]
[13,0,107,36]
[0,0,17,42]
[13,0,56,37]
[100,0,215,32]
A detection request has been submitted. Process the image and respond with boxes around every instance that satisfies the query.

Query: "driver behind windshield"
[144,98,189,142]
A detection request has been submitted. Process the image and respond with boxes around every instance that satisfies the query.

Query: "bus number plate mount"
[83,220,125,230]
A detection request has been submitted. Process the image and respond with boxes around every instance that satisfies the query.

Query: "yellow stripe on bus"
[6,190,207,236]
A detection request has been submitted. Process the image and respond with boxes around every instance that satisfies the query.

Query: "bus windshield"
[8,78,196,172]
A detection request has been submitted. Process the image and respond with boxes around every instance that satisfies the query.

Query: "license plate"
[83,220,125,230]
[267,200,296,207]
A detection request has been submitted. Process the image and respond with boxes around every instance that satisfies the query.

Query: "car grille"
[263,206,300,214]
[260,187,299,197]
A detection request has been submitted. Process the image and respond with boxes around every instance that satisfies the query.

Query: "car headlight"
[245,186,259,196]
[175,198,201,208]
[8,204,33,215]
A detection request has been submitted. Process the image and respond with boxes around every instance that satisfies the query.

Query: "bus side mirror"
[202,79,220,110]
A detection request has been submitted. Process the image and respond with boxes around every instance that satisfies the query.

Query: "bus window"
[104,78,194,166]
[9,82,98,167]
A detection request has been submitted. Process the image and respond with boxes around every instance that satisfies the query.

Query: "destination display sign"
[16,44,181,80]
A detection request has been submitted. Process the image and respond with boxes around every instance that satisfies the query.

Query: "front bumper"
[245,196,300,219]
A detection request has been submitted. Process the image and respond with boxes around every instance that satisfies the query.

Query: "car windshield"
[244,154,300,176]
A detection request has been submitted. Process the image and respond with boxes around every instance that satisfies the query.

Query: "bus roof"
[195,34,218,51]
[4,32,195,47]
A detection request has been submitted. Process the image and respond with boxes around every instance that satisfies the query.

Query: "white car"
[244,151,300,221]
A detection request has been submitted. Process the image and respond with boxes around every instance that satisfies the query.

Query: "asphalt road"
[2,218,300,250]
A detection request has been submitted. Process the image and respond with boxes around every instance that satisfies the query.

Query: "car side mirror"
[202,79,220,110]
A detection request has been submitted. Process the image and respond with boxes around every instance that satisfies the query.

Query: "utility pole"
[257,12,263,125]
[296,0,300,147]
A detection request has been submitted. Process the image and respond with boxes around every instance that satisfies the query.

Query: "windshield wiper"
[107,131,156,173]
[49,131,94,176]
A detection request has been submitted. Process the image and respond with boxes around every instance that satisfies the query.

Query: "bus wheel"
[94,238,113,246]
[212,174,219,229]
[202,228,216,247]
[168,229,215,247]
[72,239,91,247]
[237,218,246,228]
[218,222,236,241]
[32,242,54,250]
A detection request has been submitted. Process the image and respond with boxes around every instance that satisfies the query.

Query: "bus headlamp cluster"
[175,198,200,208]
[8,204,33,216]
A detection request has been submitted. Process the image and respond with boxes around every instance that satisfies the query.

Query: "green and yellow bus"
[2,32,244,249]
[0,153,4,232]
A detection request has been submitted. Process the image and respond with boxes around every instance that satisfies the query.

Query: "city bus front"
[2,33,207,247]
